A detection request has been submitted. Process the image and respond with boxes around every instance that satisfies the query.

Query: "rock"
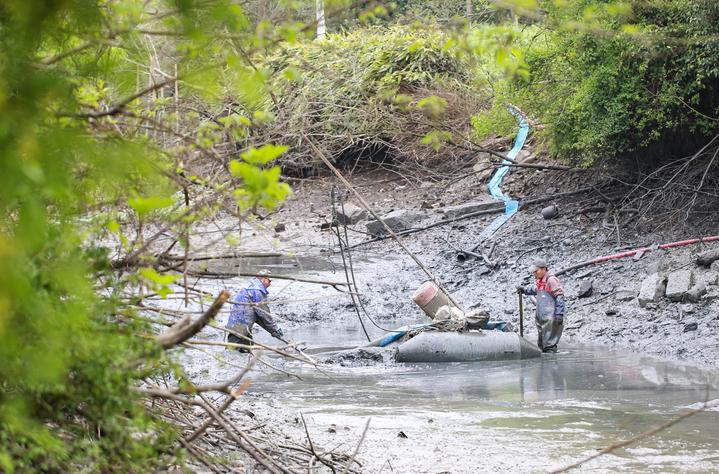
[645,259,666,276]
[439,199,499,219]
[683,322,698,332]
[705,289,719,301]
[696,248,719,267]
[541,205,559,219]
[320,219,338,230]
[274,223,286,232]
[475,264,491,275]
[638,273,667,308]
[711,260,719,273]
[680,303,695,314]
[578,280,594,298]
[665,269,694,302]
[365,209,422,236]
[686,281,707,302]
[334,202,368,225]
[546,187,557,195]
[703,271,719,286]
[605,309,618,316]
[615,290,636,302]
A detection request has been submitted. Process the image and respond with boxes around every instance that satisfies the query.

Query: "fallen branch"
[156,290,229,349]
[341,418,371,474]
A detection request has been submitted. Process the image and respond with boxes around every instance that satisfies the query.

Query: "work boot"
[542,345,557,353]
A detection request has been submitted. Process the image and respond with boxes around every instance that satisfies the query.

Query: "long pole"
[518,291,524,337]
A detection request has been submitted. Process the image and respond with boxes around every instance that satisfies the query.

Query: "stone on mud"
[638,273,667,308]
[665,269,694,302]
[366,209,421,236]
[541,205,559,219]
[704,270,719,286]
[439,200,499,220]
[683,322,699,332]
[646,259,667,276]
[578,280,593,298]
[334,202,368,225]
[686,281,707,303]
[696,248,719,267]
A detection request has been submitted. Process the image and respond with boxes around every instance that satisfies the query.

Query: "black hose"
[332,187,371,342]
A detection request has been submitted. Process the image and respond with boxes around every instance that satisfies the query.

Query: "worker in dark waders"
[226,269,284,352]
[517,259,566,353]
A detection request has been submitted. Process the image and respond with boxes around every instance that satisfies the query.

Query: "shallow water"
[185,315,719,473]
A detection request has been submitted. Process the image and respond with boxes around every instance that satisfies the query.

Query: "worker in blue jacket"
[226,269,284,352]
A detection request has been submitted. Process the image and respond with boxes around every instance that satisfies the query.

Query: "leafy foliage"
[261,25,484,170]
[472,0,719,165]
[0,0,304,471]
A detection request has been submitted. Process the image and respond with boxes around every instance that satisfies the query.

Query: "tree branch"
[156,290,230,349]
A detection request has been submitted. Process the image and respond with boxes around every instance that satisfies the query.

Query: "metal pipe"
[518,291,524,337]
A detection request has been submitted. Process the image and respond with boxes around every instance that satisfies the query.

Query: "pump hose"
[331,187,395,338]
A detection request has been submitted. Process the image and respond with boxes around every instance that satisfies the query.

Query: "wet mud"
[168,166,719,472]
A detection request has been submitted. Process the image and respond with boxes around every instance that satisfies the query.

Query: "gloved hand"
[516,285,525,294]
[274,328,284,339]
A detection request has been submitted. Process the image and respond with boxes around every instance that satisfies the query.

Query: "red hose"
[556,235,719,276]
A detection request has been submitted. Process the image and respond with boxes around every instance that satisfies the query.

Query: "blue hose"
[477,106,530,241]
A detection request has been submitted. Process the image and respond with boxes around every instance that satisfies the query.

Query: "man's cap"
[528,258,549,273]
[257,269,272,277]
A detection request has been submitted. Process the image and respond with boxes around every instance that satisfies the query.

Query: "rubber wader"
[536,288,563,351]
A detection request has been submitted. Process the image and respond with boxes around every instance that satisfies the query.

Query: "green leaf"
[239,144,288,165]
[128,196,174,218]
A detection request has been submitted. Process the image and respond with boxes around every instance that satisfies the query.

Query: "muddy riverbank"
[167,160,719,472]
[224,163,719,368]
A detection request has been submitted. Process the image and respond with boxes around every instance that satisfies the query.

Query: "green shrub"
[489,0,719,165]
[260,25,483,169]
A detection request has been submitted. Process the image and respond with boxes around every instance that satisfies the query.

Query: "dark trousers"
[227,331,252,353]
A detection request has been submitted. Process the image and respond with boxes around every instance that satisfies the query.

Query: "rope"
[303,133,462,310]
[332,187,396,334]
[330,187,372,341]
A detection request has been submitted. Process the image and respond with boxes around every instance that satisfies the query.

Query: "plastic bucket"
[412,281,460,320]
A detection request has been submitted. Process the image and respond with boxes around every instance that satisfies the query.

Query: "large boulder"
[334,202,368,225]
[696,248,719,267]
[665,269,694,302]
[638,273,667,308]
[365,209,422,236]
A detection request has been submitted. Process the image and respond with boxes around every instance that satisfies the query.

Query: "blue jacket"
[226,278,283,338]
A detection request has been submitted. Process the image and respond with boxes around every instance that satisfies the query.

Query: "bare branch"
[156,290,230,349]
